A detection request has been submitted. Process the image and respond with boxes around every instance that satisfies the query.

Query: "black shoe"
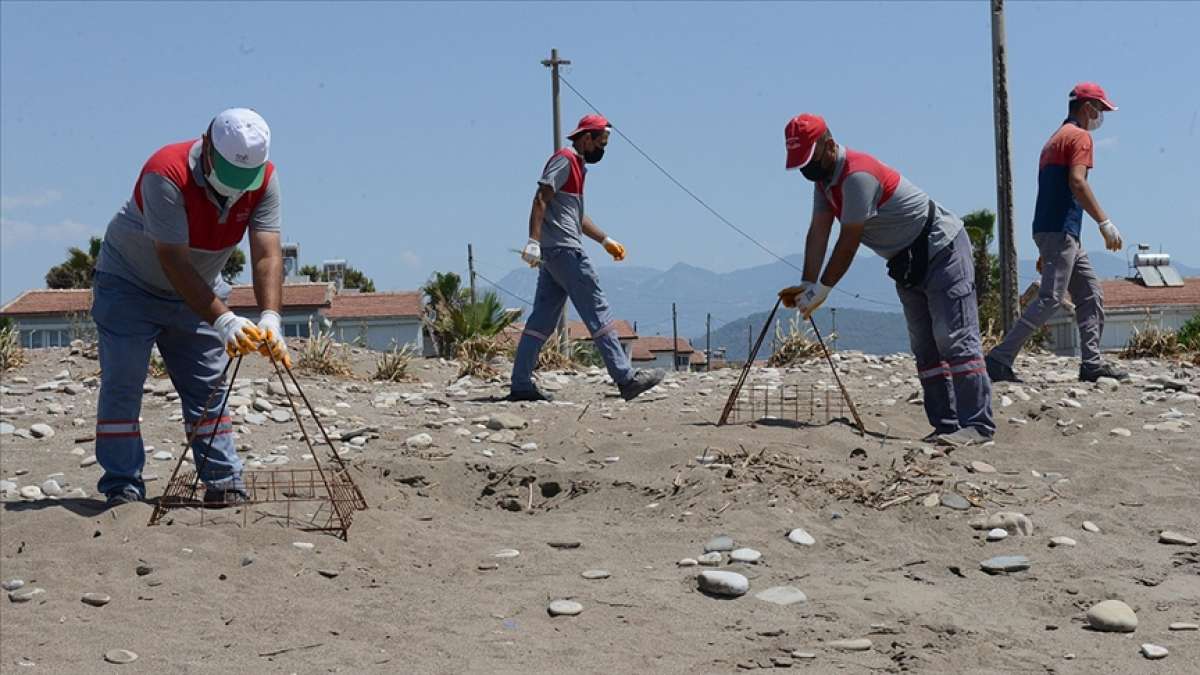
[203,489,248,509]
[1079,362,1129,383]
[506,388,554,402]
[105,488,142,508]
[985,356,1022,383]
[618,369,665,401]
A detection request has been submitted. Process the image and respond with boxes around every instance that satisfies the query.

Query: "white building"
[1044,276,1199,356]
[325,291,425,352]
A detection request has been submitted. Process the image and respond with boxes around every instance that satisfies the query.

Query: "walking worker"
[91,108,289,508]
[510,114,664,402]
[986,83,1128,383]
[777,114,994,445]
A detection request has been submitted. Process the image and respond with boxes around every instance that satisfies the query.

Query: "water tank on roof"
[1130,246,1184,287]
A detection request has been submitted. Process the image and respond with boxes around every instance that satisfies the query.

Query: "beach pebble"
[986,528,1008,542]
[697,552,722,566]
[405,433,433,449]
[755,586,808,606]
[970,461,997,474]
[581,569,610,580]
[151,450,173,461]
[941,493,971,510]
[677,558,698,567]
[243,413,267,426]
[1140,644,1168,660]
[292,542,315,551]
[730,548,762,563]
[30,423,54,439]
[81,593,111,607]
[270,410,292,423]
[828,638,872,652]
[1086,600,1138,633]
[976,512,1035,536]
[519,442,538,452]
[787,528,816,546]
[1159,531,1197,546]
[252,398,273,412]
[791,651,817,660]
[1049,536,1077,548]
[1083,521,1101,533]
[980,555,1031,574]
[9,587,45,602]
[0,422,14,435]
[80,455,97,467]
[704,534,735,552]
[1110,427,1132,437]
[103,649,138,664]
[548,599,583,616]
[1169,622,1198,631]
[487,413,528,430]
[40,479,63,497]
[2,579,24,591]
[18,486,44,500]
[492,549,520,559]
[923,493,940,507]
[697,570,749,597]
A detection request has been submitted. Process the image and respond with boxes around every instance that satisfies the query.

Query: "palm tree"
[45,236,102,289]
[962,210,996,301]
[421,272,468,357]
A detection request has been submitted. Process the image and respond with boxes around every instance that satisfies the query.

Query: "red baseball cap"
[1069,82,1118,111]
[567,114,611,139]
[784,113,828,169]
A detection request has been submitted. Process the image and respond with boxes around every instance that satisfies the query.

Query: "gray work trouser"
[989,232,1104,368]
[896,229,995,436]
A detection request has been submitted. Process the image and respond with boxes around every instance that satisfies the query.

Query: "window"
[283,322,310,338]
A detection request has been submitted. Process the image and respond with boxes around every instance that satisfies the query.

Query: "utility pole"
[990,0,1018,330]
[706,313,712,372]
[747,321,752,365]
[542,48,572,354]
[467,243,477,305]
[671,302,679,372]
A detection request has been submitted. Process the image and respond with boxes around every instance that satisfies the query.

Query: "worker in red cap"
[509,114,664,402]
[987,82,1128,383]
[778,113,994,445]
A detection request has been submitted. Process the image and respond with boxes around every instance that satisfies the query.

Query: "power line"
[473,269,533,307]
[558,75,901,310]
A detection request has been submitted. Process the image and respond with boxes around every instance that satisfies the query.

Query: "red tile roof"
[1100,277,1200,309]
[324,291,422,319]
[500,319,637,347]
[1,283,332,317]
[227,283,332,311]
[631,335,694,361]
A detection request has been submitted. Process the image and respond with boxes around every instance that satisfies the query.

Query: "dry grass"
[456,335,507,379]
[1120,323,1184,359]
[0,326,25,371]
[373,343,417,382]
[979,317,1049,354]
[148,351,169,378]
[296,321,354,377]
[766,316,827,367]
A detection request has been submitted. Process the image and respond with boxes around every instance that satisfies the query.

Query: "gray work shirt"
[536,149,586,250]
[95,140,281,297]
[813,145,961,260]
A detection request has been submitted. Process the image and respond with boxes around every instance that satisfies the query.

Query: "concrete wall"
[1046,305,1199,356]
[9,315,96,348]
[331,317,423,352]
[636,351,693,371]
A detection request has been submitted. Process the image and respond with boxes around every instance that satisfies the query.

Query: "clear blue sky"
[3,1,1198,305]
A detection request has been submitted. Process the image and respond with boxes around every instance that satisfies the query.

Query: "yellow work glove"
[256,310,292,369]
[602,237,626,262]
[213,312,264,358]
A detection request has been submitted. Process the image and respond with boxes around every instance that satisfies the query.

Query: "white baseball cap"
[208,108,270,191]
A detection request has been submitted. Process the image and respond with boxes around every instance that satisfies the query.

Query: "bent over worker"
[510,114,663,402]
[986,83,1128,384]
[777,114,994,445]
[91,108,289,508]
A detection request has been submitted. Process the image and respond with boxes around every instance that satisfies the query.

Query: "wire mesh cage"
[724,381,847,426]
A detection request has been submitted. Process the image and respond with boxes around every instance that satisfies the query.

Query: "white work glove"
[779,282,831,319]
[256,310,291,369]
[213,311,264,359]
[520,238,541,267]
[601,237,626,261]
[1098,219,1123,252]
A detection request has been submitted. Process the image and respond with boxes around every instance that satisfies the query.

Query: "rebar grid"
[726,381,847,426]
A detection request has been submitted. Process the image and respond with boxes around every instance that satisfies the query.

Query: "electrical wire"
[473,269,533,307]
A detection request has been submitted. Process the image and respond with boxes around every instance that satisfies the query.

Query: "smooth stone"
[1169,622,1198,631]
[292,542,315,551]
[18,486,44,500]
[1,579,24,591]
[1083,521,1101,533]
[227,395,252,408]
[986,528,1009,542]
[349,436,368,447]
[1086,599,1138,633]
[40,479,63,497]
[486,413,528,430]
[922,493,940,507]
[704,534,735,552]
[492,549,520,558]
[270,410,292,423]
[730,547,762,563]
[697,570,749,597]
[755,586,808,606]
[489,430,516,443]
[9,587,44,602]
[81,593,111,607]
[697,552,722,566]
[405,433,433,449]
[1159,531,1197,546]
[80,455,97,467]
[1110,427,1132,437]
[787,528,816,546]
[477,563,499,571]
[317,569,339,579]
[980,555,1031,574]
[677,558,698,567]
[941,493,971,510]
[151,450,173,461]
[30,423,55,439]
[244,413,267,426]
[104,649,138,664]
[791,651,817,660]
[1140,644,1168,660]
[519,442,538,452]
[252,398,274,412]
[581,569,610,580]
[971,461,997,474]
[548,599,583,616]
[828,638,872,652]
[1049,536,1077,548]
[983,512,1035,536]
[0,422,14,435]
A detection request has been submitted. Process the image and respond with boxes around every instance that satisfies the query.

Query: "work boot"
[619,369,665,401]
[985,356,1022,383]
[506,388,554,403]
[105,488,142,509]
[1079,361,1129,383]
[935,427,993,447]
[203,489,248,509]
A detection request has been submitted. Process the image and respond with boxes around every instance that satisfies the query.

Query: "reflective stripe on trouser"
[989,232,1104,368]
[511,247,635,391]
[896,229,995,435]
[91,271,244,498]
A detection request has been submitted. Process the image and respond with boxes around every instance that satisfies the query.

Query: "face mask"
[1085,108,1104,131]
[583,146,605,164]
[205,166,241,198]
[800,156,833,183]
